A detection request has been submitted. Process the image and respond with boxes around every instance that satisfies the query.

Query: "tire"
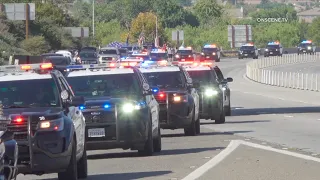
[215,108,226,124]
[184,108,196,136]
[225,97,231,116]
[153,123,162,152]
[77,143,88,179]
[138,119,154,156]
[195,115,200,135]
[58,137,78,180]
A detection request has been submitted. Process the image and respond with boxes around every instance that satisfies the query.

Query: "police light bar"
[204,44,216,48]
[151,49,166,53]
[139,61,173,68]
[0,63,53,72]
[122,57,144,62]
[66,63,119,70]
[268,41,280,45]
[302,40,312,43]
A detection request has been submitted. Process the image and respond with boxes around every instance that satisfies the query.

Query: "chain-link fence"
[246,53,320,91]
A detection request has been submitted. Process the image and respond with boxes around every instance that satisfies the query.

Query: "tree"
[94,20,122,45]
[307,17,320,45]
[20,36,50,55]
[130,12,164,43]
[193,0,223,25]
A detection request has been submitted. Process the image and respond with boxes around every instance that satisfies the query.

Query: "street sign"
[63,27,89,38]
[228,25,252,48]
[3,3,35,20]
[172,30,184,41]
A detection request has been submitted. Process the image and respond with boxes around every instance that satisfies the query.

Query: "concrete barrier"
[246,53,320,91]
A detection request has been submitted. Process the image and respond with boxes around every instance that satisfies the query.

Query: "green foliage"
[193,0,224,25]
[20,36,50,55]
[307,17,320,45]
[94,20,122,46]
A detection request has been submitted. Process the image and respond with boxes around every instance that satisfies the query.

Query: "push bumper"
[298,49,313,54]
[199,94,220,120]
[17,129,73,174]
[84,109,149,151]
[238,53,255,58]
[159,102,192,129]
[200,55,218,61]
[264,51,280,56]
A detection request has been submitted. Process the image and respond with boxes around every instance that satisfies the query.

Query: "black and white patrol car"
[65,63,161,156]
[0,63,87,180]
[139,65,200,136]
[185,65,226,123]
[238,43,259,59]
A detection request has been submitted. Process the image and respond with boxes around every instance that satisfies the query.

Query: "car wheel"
[77,143,88,179]
[153,123,162,152]
[215,108,226,124]
[184,109,196,136]
[58,137,78,180]
[138,119,154,156]
[195,114,200,134]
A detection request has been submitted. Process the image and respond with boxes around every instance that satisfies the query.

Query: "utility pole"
[92,0,95,37]
[155,16,158,47]
[25,3,30,39]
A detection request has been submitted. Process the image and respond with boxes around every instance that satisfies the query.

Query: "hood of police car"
[2,107,63,117]
[158,88,187,94]
[84,97,140,107]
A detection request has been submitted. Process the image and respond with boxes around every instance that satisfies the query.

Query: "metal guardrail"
[246,53,320,91]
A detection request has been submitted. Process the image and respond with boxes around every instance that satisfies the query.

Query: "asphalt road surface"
[17,58,320,180]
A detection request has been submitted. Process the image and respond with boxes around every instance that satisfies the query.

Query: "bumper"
[17,129,73,174]
[175,57,194,61]
[238,53,255,58]
[84,109,149,151]
[82,60,98,64]
[200,55,218,61]
[264,51,280,56]
[298,50,313,54]
[199,95,221,119]
[159,102,192,129]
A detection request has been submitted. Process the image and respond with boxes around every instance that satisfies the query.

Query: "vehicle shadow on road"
[161,130,253,138]
[231,106,320,116]
[40,170,172,180]
[87,146,224,160]
[200,120,270,125]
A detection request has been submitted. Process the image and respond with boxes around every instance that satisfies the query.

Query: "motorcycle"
[0,118,18,180]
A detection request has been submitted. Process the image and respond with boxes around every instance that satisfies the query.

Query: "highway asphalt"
[17,58,320,180]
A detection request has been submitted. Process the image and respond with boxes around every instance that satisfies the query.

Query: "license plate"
[244,54,248,56]
[181,59,185,61]
[206,56,210,58]
[303,50,306,52]
[88,128,105,137]
[270,52,273,54]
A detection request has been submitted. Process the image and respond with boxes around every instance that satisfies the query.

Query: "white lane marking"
[278,98,285,100]
[284,115,293,118]
[181,140,241,180]
[181,140,320,180]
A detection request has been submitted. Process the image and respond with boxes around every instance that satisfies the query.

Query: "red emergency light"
[13,117,23,123]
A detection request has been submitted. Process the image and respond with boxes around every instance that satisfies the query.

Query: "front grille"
[7,117,39,141]
[82,61,97,64]
[83,111,116,124]
[102,57,112,60]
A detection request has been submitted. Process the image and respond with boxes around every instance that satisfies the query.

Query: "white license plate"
[244,54,248,56]
[181,59,185,61]
[206,56,210,58]
[88,128,105,137]
[270,52,273,54]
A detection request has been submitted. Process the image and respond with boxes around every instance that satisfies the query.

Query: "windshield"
[202,48,217,53]
[267,45,279,49]
[44,57,69,65]
[0,79,60,108]
[240,46,254,50]
[99,49,118,54]
[177,50,192,55]
[67,74,142,98]
[150,53,168,60]
[80,52,97,58]
[143,71,185,89]
[299,43,312,48]
[187,70,217,86]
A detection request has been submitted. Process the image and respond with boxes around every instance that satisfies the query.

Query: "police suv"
[139,63,200,136]
[65,63,161,156]
[174,46,195,62]
[130,50,151,61]
[297,40,316,55]
[200,44,221,62]
[98,47,121,63]
[264,41,283,57]
[238,43,259,59]
[0,63,87,180]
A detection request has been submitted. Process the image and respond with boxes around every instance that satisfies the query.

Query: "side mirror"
[226,77,233,82]
[70,96,85,107]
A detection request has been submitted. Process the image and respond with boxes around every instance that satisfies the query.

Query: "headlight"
[265,49,268,51]
[38,118,64,131]
[212,52,216,55]
[222,87,226,91]
[201,52,204,55]
[175,55,180,58]
[308,46,311,49]
[172,94,188,103]
[205,89,218,96]
[122,103,141,113]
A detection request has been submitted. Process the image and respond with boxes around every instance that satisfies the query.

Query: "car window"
[188,70,218,86]
[0,79,61,108]
[143,71,185,89]
[177,50,192,54]
[80,52,97,58]
[214,67,224,80]
[202,48,218,53]
[99,49,118,54]
[67,74,142,99]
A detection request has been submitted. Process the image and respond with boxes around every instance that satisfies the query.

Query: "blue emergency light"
[302,40,312,43]
[79,105,85,110]
[104,104,111,109]
[152,87,160,93]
